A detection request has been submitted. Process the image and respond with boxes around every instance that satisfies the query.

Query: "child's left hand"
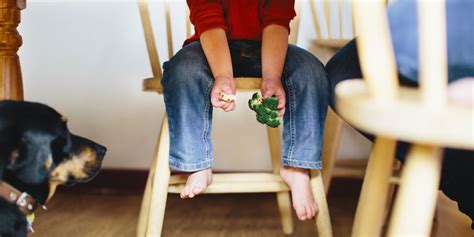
[261,78,286,116]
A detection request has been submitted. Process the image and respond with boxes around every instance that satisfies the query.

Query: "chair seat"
[314,39,351,49]
[143,77,263,94]
[168,172,289,194]
[335,79,474,150]
[143,77,163,93]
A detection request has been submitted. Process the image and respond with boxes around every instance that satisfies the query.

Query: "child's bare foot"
[280,166,318,221]
[180,168,213,199]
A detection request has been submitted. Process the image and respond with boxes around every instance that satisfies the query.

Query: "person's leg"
[279,45,330,220]
[161,41,214,199]
[235,42,328,220]
[441,149,474,221]
[326,40,474,221]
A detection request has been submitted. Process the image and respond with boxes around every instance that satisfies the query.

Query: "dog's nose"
[97,145,107,158]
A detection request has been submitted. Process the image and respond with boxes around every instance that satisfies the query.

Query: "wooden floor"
[29,179,472,237]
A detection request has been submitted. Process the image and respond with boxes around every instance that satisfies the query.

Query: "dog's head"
[47,134,106,199]
[0,100,106,200]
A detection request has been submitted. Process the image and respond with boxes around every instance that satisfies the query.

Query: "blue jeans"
[162,41,329,172]
[388,0,474,81]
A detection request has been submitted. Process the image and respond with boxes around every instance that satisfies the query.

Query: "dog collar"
[0,181,39,215]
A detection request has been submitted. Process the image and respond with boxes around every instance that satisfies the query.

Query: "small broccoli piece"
[248,93,262,111]
[248,92,280,127]
[262,97,278,110]
[256,113,269,124]
[266,117,280,128]
[252,92,260,100]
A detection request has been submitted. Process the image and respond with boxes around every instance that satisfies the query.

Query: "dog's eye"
[51,136,70,163]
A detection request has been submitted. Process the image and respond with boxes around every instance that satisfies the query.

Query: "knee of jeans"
[286,47,329,90]
[162,44,212,91]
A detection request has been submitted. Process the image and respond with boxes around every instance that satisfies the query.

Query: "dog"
[0,100,107,237]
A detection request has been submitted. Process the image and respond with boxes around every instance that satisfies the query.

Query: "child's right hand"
[211,76,236,112]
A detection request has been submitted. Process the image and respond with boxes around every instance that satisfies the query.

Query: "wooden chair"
[310,0,354,50]
[135,1,332,236]
[336,0,473,236]
[309,0,370,193]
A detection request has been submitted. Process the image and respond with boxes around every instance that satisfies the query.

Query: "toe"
[313,202,319,216]
[180,187,189,199]
[311,205,316,218]
[306,205,314,219]
[309,203,317,218]
[188,188,196,198]
[295,205,307,221]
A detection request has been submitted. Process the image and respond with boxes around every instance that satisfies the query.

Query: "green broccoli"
[248,92,280,128]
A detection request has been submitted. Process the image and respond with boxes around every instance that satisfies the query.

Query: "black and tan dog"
[0,100,106,237]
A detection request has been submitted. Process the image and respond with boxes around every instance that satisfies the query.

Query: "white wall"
[19,0,371,171]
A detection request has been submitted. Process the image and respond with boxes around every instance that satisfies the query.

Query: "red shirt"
[184,0,296,46]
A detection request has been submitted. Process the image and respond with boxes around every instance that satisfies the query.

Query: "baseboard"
[58,169,149,195]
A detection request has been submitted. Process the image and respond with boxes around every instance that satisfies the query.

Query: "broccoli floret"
[266,117,280,128]
[256,113,269,124]
[262,97,278,110]
[252,92,260,100]
[248,92,280,127]
[248,93,262,111]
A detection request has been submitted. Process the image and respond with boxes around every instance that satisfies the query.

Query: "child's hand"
[211,76,236,112]
[261,78,286,116]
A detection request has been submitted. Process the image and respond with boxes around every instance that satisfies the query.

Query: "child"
[162,0,329,221]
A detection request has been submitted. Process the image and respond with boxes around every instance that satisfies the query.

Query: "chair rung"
[168,180,290,194]
[168,173,290,194]
[169,172,283,185]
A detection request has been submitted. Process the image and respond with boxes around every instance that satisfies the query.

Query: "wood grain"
[0,0,24,100]
[29,179,472,237]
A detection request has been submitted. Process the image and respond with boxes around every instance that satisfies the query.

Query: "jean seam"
[285,76,296,161]
[282,158,322,164]
[169,158,213,172]
[282,159,322,169]
[169,159,213,166]
[202,80,213,162]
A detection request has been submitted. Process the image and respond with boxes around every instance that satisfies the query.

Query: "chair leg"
[137,115,171,237]
[321,108,344,194]
[387,145,442,237]
[352,137,396,237]
[136,142,158,236]
[267,126,294,235]
[276,191,294,235]
[311,170,333,237]
[382,160,402,229]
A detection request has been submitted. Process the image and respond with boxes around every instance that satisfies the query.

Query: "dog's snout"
[97,145,107,158]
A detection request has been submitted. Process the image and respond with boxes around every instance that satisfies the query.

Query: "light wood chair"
[309,0,370,193]
[310,0,354,50]
[135,1,332,236]
[336,0,473,236]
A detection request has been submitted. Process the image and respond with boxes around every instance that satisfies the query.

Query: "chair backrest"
[138,0,302,93]
[309,0,355,48]
[353,0,448,105]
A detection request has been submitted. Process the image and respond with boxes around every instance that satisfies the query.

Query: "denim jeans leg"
[161,42,214,172]
[326,39,474,221]
[281,45,329,169]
